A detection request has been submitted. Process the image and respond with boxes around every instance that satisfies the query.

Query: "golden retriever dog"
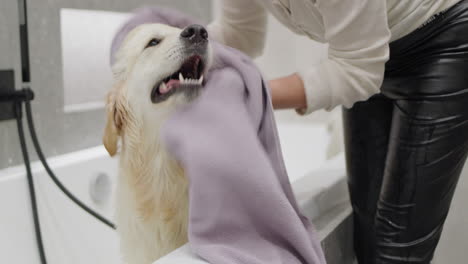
[103,23,211,264]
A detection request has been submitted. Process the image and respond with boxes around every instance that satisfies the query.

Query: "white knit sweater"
[208,0,460,113]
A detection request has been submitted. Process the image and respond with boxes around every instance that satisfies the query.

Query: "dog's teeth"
[179,73,184,81]
[159,82,169,94]
[180,78,203,86]
[199,75,204,84]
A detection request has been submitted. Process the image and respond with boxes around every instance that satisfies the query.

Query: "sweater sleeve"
[207,0,268,58]
[297,0,391,114]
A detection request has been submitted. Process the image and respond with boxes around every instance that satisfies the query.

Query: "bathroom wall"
[0,0,23,168]
[0,0,212,170]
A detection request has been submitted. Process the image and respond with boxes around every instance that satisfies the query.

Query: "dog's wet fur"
[103,23,212,264]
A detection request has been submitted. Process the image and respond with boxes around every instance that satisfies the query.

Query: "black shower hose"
[13,89,115,264]
[15,102,47,264]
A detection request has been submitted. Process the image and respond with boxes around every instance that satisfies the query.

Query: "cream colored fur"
[103,24,211,264]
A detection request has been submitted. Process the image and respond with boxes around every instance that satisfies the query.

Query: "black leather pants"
[343,1,468,263]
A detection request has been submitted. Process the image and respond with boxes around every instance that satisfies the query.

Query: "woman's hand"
[268,73,307,110]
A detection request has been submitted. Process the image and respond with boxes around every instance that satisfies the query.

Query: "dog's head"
[103,23,212,156]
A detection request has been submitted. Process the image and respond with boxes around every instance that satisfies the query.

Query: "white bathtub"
[0,147,121,264]
[0,122,351,264]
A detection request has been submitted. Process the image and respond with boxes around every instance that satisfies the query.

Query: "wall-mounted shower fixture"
[0,1,116,263]
[0,70,16,121]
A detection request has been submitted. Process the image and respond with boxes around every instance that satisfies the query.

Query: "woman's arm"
[269,74,306,110]
[279,0,391,114]
[207,0,268,58]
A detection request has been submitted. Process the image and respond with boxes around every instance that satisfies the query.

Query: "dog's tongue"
[160,80,180,94]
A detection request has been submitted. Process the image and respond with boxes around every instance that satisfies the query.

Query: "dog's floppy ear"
[103,82,127,156]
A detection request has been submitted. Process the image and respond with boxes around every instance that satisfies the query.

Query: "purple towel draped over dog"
[111,7,326,264]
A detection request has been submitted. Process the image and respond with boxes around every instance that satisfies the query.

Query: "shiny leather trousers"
[343,1,468,263]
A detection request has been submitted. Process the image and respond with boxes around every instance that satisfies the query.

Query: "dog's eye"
[145,38,161,48]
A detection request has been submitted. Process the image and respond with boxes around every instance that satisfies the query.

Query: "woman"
[208,0,468,263]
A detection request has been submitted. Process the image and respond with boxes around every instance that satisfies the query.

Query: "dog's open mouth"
[151,55,205,103]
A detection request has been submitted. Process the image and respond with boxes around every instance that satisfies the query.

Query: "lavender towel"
[111,7,326,264]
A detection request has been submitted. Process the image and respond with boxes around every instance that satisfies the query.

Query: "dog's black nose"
[180,24,208,43]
